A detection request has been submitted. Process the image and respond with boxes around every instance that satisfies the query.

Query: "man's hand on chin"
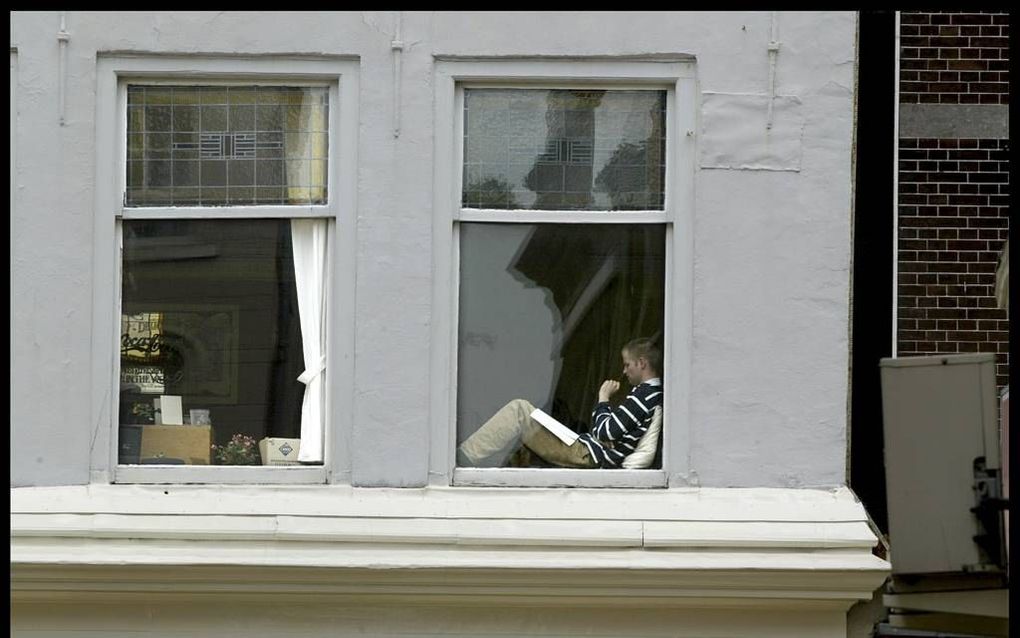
[598,380,620,403]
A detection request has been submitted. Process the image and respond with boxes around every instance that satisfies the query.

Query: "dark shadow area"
[850,9,896,534]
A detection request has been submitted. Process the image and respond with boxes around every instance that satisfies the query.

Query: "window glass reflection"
[457,223,665,467]
[463,89,666,211]
[118,219,312,466]
[126,85,328,207]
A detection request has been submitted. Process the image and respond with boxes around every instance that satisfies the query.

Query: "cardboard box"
[140,424,212,465]
[259,437,302,465]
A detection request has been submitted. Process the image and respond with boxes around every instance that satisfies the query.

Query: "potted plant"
[211,433,261,465]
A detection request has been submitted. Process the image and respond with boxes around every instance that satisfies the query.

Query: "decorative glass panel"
[125,86,329,207]
[462,89,666,211]
[118,219,317,466]
[456,223,665,467]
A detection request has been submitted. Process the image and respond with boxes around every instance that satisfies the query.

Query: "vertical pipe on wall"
[766,11,780,129]
[892,11,901,357]
[57,12,69,126]
[391,11,403,138]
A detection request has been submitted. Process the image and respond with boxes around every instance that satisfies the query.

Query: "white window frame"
[429,58,696,488]
[91,54,359,484]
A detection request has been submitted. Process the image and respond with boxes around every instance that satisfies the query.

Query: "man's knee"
[504,398,535,414]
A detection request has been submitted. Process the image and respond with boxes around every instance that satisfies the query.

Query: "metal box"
[879,353,1000,575]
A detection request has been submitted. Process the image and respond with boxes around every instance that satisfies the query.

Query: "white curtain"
[284,87,329,463]
[291,218,328,463]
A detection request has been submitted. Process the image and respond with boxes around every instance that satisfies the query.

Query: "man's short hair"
[623,337,662,375]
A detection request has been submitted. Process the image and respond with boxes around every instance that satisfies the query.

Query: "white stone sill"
[11,484,885,557]
[11,484,890,606]
[12,483,871,521]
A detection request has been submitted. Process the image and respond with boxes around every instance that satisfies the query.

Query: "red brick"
[954,293,979,308]
[969,172,1007,183]
[950,14,992,25]
[927,308,967,319]
[970,82,1008,92]
[901,13,931,25]
[946,58,987,70]
[947,330,988,341]
[931,36,970,48]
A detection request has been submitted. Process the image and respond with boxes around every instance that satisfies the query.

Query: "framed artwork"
[120,304,240,404]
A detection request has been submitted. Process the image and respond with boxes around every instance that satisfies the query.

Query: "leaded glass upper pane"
[462,89,666,211]
[125,85,329,207]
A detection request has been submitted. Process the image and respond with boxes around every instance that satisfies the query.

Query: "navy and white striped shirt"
[577,379,663,468]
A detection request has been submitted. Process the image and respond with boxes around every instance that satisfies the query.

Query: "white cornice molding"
[11,485,889,608]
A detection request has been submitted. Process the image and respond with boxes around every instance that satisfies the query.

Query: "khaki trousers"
[457,399,596,468]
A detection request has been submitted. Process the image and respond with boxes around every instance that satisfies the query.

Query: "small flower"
[212,433,260,465]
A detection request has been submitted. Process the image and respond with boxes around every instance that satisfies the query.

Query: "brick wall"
[900,11,1009,105]
[897,138,1009,386]
[898,10,1010,391]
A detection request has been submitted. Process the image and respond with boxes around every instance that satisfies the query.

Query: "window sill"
[453,467,666,488]
[11,484,889,608]
[113,464,326,484]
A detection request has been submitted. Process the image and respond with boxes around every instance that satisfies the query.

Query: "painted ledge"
[11,485,889,608]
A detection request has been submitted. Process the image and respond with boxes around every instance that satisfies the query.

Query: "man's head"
[621,337,662,385]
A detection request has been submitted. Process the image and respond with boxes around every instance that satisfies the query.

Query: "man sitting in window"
[456,337,663,469]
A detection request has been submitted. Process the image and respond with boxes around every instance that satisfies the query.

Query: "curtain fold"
[290,218,328,463]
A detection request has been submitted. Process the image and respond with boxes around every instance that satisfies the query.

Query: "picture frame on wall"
[120,304,240,405]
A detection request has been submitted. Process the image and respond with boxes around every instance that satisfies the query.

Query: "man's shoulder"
[632,382,663,403]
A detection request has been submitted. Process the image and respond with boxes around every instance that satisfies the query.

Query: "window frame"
[92,54,359,484]
[430,58,696,488]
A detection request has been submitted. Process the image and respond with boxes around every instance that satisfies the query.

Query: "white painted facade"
[11,11,885,637]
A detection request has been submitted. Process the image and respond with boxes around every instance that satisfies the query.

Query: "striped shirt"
[577,379,663,468]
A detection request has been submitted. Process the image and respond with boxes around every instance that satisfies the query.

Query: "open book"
[529,408,580,446]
